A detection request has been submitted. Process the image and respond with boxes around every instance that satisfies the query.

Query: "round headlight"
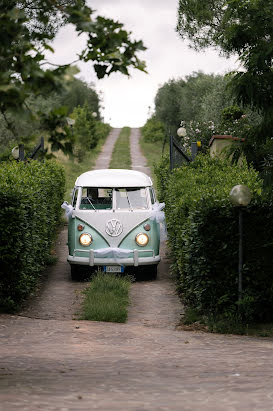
[135,233,149,247]
[79,233,92,246]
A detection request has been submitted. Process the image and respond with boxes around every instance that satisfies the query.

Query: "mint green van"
[63,169,165,280]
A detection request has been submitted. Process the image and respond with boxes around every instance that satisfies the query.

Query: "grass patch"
[80,272,131,323]
[179,306,273,337]
[139,134,168,192]
[109,127,131,169]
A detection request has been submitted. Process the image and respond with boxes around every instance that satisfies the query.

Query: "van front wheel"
[71,265,83,281]
[149,264,158,280]
[136,265,157,281]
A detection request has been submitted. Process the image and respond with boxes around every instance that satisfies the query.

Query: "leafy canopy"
[154,72,225,135]
[177,0,273,116]
[0,1,147,112]
[177,0,273,182]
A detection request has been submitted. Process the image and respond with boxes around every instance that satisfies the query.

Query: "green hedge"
[141,116,165,143]
[0,160,65,311]
[155,155,273,322]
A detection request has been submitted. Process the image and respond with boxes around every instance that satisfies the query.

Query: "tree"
[154,72,224,135]
[177,1,273,111]
[176,0,273,167]
[155,79,185,136]
[58,79,100,117]
[0,1,146,149]
[198,76,233,125]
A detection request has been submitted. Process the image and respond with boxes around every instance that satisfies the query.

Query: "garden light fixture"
[177,127,187,138]
[229,185,252,309]
[229,185,252,207]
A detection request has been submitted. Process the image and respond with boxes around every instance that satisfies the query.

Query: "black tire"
[136,265,158,281]
[71,265,95,281]
[71,264,82,281]
[71,265,97,281]
[149,264,158,280]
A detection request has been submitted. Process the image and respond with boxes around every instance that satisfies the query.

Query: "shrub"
[154,153,169,202]
[155,155,273,323]
[72,105,98,155]
[94,122,111,141]
[72,105,111,161]
[141,116,165,143]
[0,160,65,311]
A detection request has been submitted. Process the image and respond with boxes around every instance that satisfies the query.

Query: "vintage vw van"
[63,169,165,280]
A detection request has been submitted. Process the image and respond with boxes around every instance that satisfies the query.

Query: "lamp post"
[229,185,252,306]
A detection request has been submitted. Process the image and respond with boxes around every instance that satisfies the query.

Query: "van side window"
[72,188,78,207]
[149,188,156,205]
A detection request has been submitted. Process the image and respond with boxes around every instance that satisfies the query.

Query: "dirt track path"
[19,128,122,320]
[128,128,182,329]
[20,127,182,327]
[1,128,273,410]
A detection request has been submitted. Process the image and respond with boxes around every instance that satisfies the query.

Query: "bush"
[73,105,98,154]
[72,105,111,161]
[94,121,111,141]
[0,160,65,311]
[154,153,170,202]
[141,116,165,143]
[155,155,273,323]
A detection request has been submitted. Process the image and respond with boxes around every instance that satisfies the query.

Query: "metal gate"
[170,136,200,170]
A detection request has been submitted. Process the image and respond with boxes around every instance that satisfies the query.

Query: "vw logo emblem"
[105,219,123,237]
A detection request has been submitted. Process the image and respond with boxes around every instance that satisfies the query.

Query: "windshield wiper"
[86,197,96,211]
[126,191,133,211]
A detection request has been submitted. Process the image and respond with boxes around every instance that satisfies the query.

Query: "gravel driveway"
[1,128,273,410]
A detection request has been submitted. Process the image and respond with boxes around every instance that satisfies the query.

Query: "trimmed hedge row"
[155,155,273,322]
[0,160,65,311]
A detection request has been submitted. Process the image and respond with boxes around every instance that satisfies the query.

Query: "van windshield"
[80,188,112,210]
[115,188,148,210]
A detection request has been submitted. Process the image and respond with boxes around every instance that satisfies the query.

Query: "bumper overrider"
[68,247,160,267]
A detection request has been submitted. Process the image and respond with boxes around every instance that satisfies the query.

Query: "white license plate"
[104,265,124,273]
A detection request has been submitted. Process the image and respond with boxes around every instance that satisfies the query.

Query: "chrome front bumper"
[68,248,160,267]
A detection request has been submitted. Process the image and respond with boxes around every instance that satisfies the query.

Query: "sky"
[49,0,237,127]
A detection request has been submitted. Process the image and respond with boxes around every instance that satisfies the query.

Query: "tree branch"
[40,58,80,67]
[0,109,18,139]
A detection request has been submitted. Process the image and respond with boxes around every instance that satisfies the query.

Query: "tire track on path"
[95,127,121,169]
[127,128,183,329]
[19,128,121,320]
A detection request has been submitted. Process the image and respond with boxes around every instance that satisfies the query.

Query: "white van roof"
[75,169,153,188]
